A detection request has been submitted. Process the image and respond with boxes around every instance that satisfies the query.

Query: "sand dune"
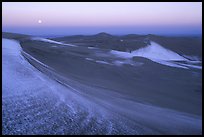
[2,37,202,135]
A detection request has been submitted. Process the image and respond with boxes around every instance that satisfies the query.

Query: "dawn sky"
[2,2,202,36]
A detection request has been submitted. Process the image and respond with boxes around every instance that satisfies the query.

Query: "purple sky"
[2,2,202,36]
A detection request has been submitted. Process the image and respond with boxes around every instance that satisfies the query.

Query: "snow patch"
[88,47,98,49]
[95,60,112,65]
[112,60,144,67]
[110,41,201,69]
[85,58,94,61]
[110,50,133,58]
[132,41,189,61]
[113,60,124,66]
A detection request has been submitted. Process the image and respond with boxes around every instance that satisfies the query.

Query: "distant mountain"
[94,32,113,37]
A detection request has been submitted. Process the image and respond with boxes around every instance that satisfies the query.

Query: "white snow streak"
[31,37,77,47]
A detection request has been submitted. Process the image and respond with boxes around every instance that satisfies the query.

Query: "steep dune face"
[2,36,202,135]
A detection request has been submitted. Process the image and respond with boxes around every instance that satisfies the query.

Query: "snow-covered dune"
[2,38,63,97]
[132,41,188,61]
[2,38,110,134]
[2,38,202,135]
[110,41,201,69]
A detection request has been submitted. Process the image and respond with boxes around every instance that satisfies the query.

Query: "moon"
[38,20,42,24]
